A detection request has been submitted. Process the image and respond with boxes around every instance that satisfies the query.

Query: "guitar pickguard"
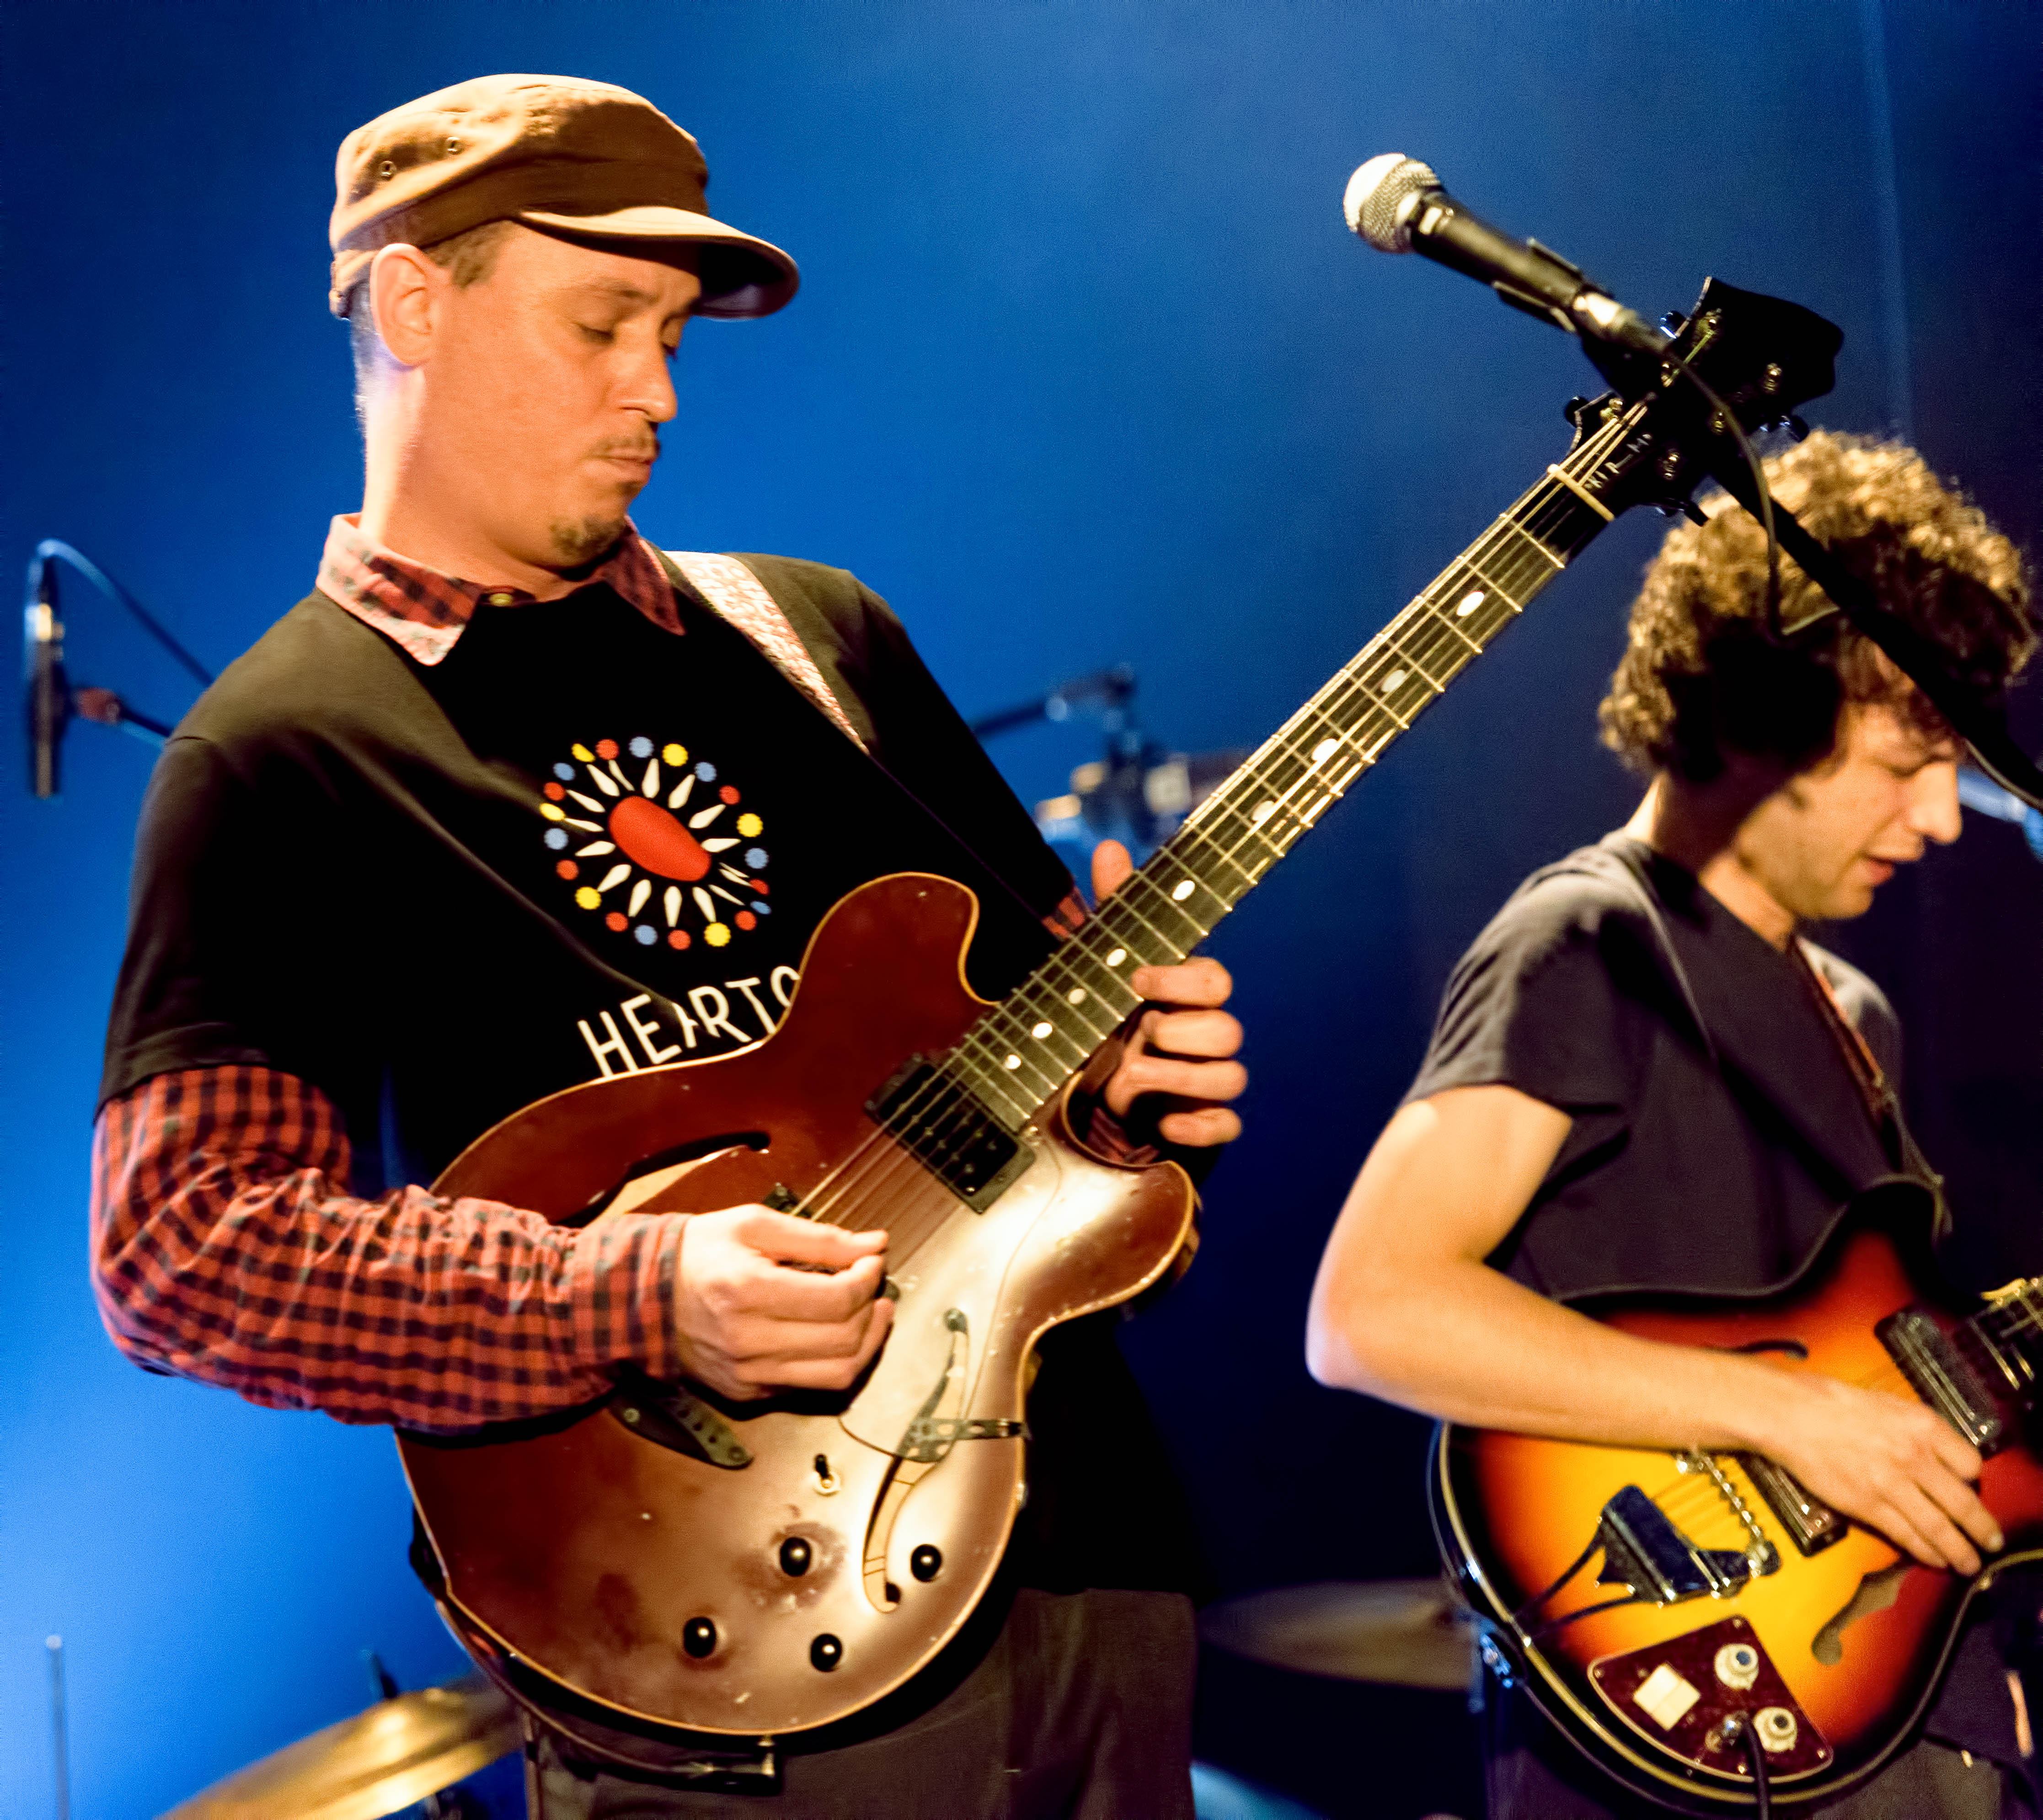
[1590,1616,1833,1783]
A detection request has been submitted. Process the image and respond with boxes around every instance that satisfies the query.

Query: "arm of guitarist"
[1306,1083,2003,1574]
[91,1065,897,1426]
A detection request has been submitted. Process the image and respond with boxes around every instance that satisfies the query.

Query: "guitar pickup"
[1877,1309,2005,1453]
[865,1056,1033,1209]
[1735,1453,1849,1557]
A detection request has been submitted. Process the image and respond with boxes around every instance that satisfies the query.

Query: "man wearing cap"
[91,75,1242,1816]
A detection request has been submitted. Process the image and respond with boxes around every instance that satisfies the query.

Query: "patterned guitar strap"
[661,550,868,750]
[664,547,1089,947]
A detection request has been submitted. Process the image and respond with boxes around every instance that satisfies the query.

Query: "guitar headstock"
[1567,277,1844,520]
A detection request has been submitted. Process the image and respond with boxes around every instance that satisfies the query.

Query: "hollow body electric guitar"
[1434,1191,2043,1812]
[400,279,1839,1745]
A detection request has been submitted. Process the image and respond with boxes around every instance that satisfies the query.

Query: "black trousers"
[535,1587,1197,1820]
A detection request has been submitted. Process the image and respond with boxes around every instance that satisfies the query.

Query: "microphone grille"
[1343,154,1440,254]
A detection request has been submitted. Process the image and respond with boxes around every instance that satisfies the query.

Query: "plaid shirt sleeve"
[91,1065,685,1432]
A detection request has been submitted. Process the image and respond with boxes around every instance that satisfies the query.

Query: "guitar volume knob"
[779,1536,813,1577]
[1713,1642,1759,1690]
[682,1617,717,1659]
[1755,1706,1797,1752]
[810,1633,843,1672]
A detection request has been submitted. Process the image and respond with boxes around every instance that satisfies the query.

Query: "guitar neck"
[952,409,1641,1129]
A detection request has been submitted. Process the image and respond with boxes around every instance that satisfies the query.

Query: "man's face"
[411,226,702,571]
[1733,698,1963,924]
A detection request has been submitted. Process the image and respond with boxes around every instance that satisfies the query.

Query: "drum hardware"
[1199,1579,1478,1691]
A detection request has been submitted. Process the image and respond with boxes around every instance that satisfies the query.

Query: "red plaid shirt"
[91,523,1118,1431]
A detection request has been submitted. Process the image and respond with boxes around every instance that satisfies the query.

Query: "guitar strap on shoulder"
[1597,838,1949,1236]
[1790,939,1950,1233]
[661,549,869,750]
[658,547,1082,959]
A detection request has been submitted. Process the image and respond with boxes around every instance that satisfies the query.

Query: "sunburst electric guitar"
[400,279,1839,1748]
[1435,1187,2043,1812]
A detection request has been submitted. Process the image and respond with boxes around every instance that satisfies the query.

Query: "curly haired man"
[1309,432,2038,1818]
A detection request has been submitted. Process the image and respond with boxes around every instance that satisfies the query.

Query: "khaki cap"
[329,74,798,319]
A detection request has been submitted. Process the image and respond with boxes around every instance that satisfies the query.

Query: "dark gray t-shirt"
[1409,833,1904,1302]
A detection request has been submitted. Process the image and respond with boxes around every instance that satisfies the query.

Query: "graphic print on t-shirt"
[540,733,775,955]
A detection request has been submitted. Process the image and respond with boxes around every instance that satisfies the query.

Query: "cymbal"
[1199,1579,1476,1691]
[160,1673,520,1820]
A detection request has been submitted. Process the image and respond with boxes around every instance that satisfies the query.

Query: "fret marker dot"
[1311,737,1339,763]
[1171,879,1195,902]
[1004,1054,1022,1070]
[1457,590,1485,616]
[1067,987,1088,1004]
[1106,948,1127,967]
[1251,801,1276,823]
[1382,669,1407,692]
[1031,1020,1054,1039]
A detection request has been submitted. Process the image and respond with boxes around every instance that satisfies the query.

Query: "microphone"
[24,553,69,800]
[1343,154,1666,354]
[1959,766,2043,862]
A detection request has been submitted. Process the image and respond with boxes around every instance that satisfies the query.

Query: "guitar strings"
[772,413,1637,1257]
[768,415,1635,1298]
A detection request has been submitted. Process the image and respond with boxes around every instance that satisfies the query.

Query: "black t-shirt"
[101,556,1070,1182]
[1409,833,1905,1302]
[100,552,1205,1598]
[1410,832,2026,1784]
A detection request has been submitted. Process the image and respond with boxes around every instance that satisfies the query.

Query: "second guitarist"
[1308,431,2035,1818]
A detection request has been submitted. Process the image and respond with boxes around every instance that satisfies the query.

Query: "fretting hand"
[1091,840,1247,1148]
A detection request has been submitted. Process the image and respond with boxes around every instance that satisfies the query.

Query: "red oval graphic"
[608,794,712,881]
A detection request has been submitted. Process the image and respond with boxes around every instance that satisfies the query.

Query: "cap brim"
[519,204,798,318]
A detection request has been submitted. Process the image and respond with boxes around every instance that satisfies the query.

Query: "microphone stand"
[22,540,212,794]
[1702,460,2043,813]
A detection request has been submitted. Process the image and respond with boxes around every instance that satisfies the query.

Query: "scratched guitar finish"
[398,279,1843,1743]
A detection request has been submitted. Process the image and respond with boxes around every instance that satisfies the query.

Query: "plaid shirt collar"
[315,515,683,666]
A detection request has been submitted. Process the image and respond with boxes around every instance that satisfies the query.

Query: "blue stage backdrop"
[2,4,2038,1815]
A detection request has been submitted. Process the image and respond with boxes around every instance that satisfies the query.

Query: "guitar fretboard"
[946,406,1645,1131]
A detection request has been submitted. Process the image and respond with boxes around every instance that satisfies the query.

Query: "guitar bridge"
[1597,1484,1773,1606]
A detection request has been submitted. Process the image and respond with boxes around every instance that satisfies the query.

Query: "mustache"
[591,432,662,464]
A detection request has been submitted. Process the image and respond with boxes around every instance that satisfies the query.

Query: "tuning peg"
[1786,415,1810,442]
[1659,311,1687,337]
[1681,500,1709,526]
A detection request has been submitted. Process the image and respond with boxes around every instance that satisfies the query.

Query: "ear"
[367,244,445,369]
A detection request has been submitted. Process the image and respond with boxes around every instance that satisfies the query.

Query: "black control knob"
[779,1536,813,1577]
[810,1633,843,1672]
[909,1545,942,1583]
[682,1617,717,1659]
